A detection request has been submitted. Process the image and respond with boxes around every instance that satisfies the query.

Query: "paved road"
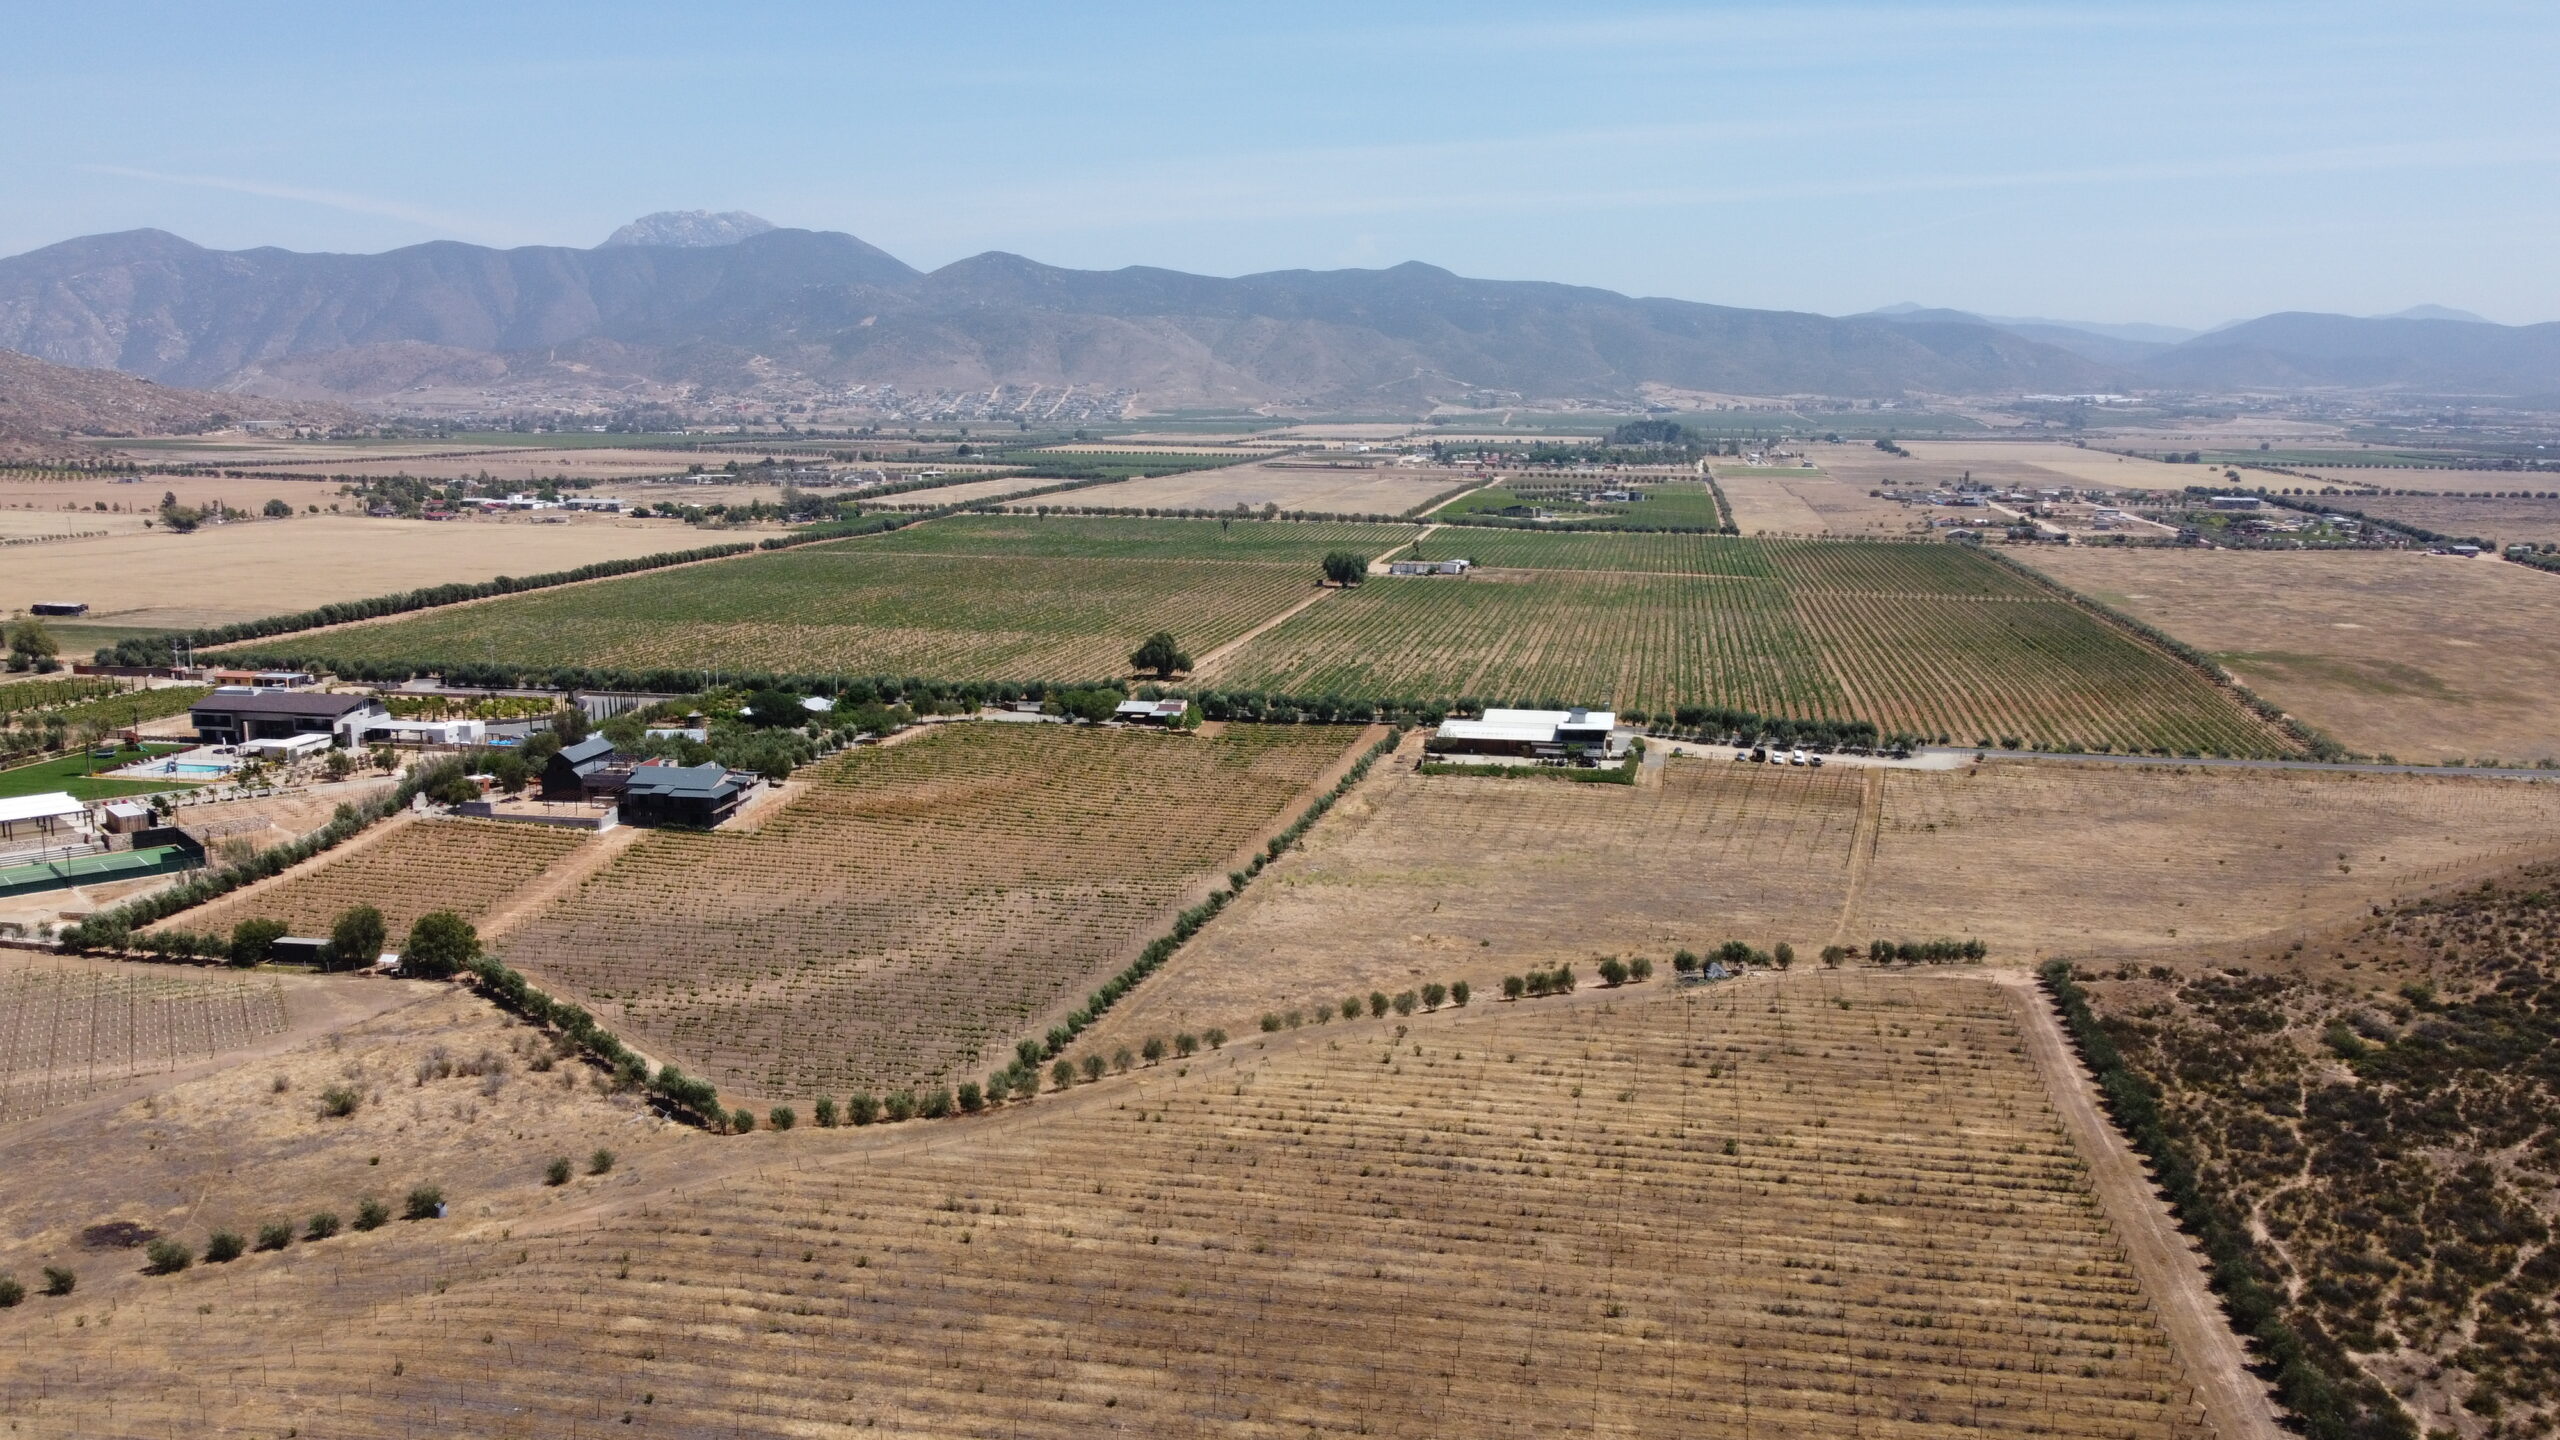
[1946,747,2560,782]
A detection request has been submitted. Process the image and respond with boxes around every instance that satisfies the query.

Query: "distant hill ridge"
[0,220,2552,406]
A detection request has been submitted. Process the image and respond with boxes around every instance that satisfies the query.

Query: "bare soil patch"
[1060,459,1460,514]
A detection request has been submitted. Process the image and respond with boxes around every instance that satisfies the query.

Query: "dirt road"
[1994,968,2284,1440]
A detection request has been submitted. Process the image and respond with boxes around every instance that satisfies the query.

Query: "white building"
[1431,707,1626,759]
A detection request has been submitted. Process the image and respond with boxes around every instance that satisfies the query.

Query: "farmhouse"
[541,735,630,799]
[620,760,750,828]
[1429,707,1628,760]
[189,688,387,748]
[1386,558,1474,576]
[1114,698,1191,726]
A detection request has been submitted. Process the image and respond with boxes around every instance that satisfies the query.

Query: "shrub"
[1205,1027,1227,1049]
[589,1148,615,1175]
[403,1185,446,1221]
[883,1090,917,1122]
[1141,1037,1166,1065]
[544,1157,572,1187]
[1050,1059,1076,1090]
[41,1267,74,1296]
[143,1237,193,1274]
[319,1085,361,1118]
[731,1108,756,1133]
[204,1231,245,1264]
[1174,1033,1198,1058]
[1369,991,1390,1018]
[305,1212,340,1241]
[849,1092,880,1125]
[983,1071,1010,1104]
[0,1276,22,1307]
[353,1199,389,1231]
[1260,1012,1282,1033]
[1392,990,1418,1016]
[1421,982,1447,1010]
[1673,948,1700,973]
[1110,1048,1133,1074]
[1503,975,1526,1000]
[1629,957,1652,982]
[768,1106,796,1132]
[919,1087,954,1119]
[1597,958,1629,987]
[1080,1055,1104,1083]
[813,1096,838,1128]
[255,1222,293,1252]
[1820,945,1847,967]
[1450,980,1470,1006]
[957,1082,984,1113]
[1773,942,1796,970]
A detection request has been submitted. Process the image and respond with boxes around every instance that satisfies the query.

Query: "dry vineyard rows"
[161,817,591,943]
[489,722,1361,1104]
[0,975,2214,1440]
[0,960,288,1124]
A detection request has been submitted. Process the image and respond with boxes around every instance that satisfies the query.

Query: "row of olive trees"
[71,1186,444,1285]
[1261,981,1473,1032]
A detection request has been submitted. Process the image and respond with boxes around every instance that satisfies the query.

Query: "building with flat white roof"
[1430,707,1625,759]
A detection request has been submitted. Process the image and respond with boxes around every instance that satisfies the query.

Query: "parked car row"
[1737,746,1824,768]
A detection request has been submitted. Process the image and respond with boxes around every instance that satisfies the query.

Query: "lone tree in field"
[400,911,479,979]
[1129,631,1191,679]
[327,905,387,971]
[1321,551,1366,586]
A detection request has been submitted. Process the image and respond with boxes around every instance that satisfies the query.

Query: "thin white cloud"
[78,164,521,245]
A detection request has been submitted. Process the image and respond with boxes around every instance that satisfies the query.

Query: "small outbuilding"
[542,735,629,799]
[101,801,155,835]
[0,792,86,842]
[1114,698,1191,726]
[1386,558,1474,576]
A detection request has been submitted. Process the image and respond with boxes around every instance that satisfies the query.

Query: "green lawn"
[0,745,195,801]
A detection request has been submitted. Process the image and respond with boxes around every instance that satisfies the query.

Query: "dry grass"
[2294,465,2545,494]
[1085,749,2560,1051]
[2020,546,2560,763]
[0,513,704,631]
[2333,492,2560,547]
[0,973,2212,1440]
[159,817,591,944]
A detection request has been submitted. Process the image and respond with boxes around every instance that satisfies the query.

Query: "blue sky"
[4,1,2553,327]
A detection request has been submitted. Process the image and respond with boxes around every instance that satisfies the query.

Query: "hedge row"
[1974,546,2345,760]
[2037,962,2413,1440]
[1418,749,1639,784]
[59,757,468,952]
[1024,726,1406,1063]
[464,954,724,1129]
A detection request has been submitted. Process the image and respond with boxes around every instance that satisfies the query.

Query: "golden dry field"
[0,513,703,631]
[2019,547,2560,763]
[0,971,2219,1440]
[1817,440,2200,496]
[1084,745,2560,1052]
[486,723,1365,1105]
[160,817,592,944]
[1058,459,1464,514]
[2293,465,2545,494]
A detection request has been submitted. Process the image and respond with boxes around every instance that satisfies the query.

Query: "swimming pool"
[169,763,232,775]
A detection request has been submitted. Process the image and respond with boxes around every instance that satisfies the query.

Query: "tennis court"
[0,845,197,898]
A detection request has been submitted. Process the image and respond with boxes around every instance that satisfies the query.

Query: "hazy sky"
[5,1,2552,327]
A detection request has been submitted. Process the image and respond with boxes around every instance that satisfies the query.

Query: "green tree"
[1392,990,1418,1016]
[1205,1027,1228,1049]
[1597,958,1629,987]
[768,1105,796,1131]
[1174,1033,1198,1058]
[1773,942,1796,971]
[229,917,287,967]
[352,1198,389,1231]
[957,1081,984,1112]
[1128,631,1191,679]
[730,1108,756,1133]
[1110,1046,1134,1074]
[304,1212,340,1240]
[204,1231,245,1263]
[487,751,533,794]
[813,1096,839,1127]
[1141,1036,1167,1065]
[1421,982,1447,1010]
[1369,991,1390,1018]
[1081,1054,1105,1083]
[41,1267,75,1296]
[1450,981,1471,1007]
[327,904,387,971]
[0,1276,23,1307]
[1050,1058,1076,1090]
[399,911,479,979]
[589,1148,615,1175]
[544,1157,572,1186]
[849,1091,881,1124]
[1341,996,1362,1020]
[403,1185,446,1220]
[1321,551,1367,586]
[4,618,58,671]
[1056,687,1120,723]
[143,1237,193,1274]
[742,688,807,729]
[255,1222,293,1252]
[262,497,292,518]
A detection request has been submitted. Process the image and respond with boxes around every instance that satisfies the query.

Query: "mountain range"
[0,214,2553,411]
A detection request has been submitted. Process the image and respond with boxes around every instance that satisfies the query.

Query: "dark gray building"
[189,689,386,748]
[620,762,750,828]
